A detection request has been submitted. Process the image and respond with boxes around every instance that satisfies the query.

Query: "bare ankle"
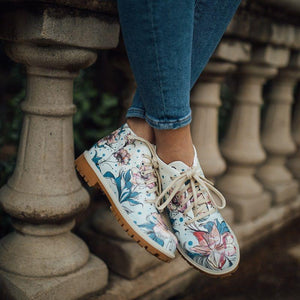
[154,125,194,167]
[127,118,155,144]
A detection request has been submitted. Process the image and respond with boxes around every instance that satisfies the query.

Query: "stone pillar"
[0,3,119,299]
[191,61,235,180]
[257,58,300,204]
[216,63,277,222]
[288,86,300,184]
[191,61,236,222]
[0,42,107,300]
[287,51,300,186]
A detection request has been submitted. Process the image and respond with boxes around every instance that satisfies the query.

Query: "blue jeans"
[117,0,241,130]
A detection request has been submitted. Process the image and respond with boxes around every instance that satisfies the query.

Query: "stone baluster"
[0,3,119,299]
[216,45,291,222]
[191,61,235,222]
[191,61,235,180]
[216,61,277,222]
[287,51,300,185]
[288,84,300,184]
[190,39,251,223]
[257,53,300,203]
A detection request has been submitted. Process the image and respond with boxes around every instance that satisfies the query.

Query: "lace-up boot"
[156,148,240,275]
[75,124,177,261]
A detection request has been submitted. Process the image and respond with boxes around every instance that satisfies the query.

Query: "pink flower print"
[96,130,119,147]
[191,224,236,270]
[105,130,119,145]
[114,148,131,165]
[130,168,144,186]
[152,213,177,246]
[131,164,157,190]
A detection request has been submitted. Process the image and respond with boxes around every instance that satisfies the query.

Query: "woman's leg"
[118,0,195,131]
[154,0,242,165]
[122,0,241,165]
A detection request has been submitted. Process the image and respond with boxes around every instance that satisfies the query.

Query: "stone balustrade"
[0,0,300,299]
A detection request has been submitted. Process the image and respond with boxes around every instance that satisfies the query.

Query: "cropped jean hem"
[126,107,145,120]
[145,112,192,130]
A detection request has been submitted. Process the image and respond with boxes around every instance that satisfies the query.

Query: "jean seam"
[126,107,145,119]
[147,0,166,119]
[145,111,192,129]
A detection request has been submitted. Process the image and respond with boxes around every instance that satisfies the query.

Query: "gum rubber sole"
[75,154,172,263]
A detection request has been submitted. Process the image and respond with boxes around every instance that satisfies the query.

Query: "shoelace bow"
[127,134,226,224]
[127,134,162,196]
[155,167,226,225]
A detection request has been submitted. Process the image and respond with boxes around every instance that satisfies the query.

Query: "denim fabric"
[117,0,242,130]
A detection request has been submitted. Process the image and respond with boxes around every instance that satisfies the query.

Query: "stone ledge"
[0,4,119,49]
[88,196,300,300]
[0,255,108,300]
[92,257,196,300]
[235,195,300,249]
[0,0,118,15]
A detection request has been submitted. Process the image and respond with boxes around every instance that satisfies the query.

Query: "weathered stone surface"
[0,1,118,294]
[214,39,251,63]
[80,221,162,279]
[2,0,118,14]
[287,86,300,183]
[217,64,276,222]
[94,257,194,300]
[92,207,133,241]
[289,50,300,68]
[292,27,300,49]
[221,207,235,225]
[251,45,290,67]
[191,61,236,180]
[0,255,108,300]
[260,0,300,14]
[0,5,119,49]
[288,244,300,264]
[226,9,297,48]
[256,68,300,204]
[138,269,198,300]
[235,196,300,249]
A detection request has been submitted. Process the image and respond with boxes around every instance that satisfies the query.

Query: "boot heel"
[75,154,100,189]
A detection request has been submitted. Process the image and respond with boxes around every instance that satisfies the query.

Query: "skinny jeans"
[117,0,242,129]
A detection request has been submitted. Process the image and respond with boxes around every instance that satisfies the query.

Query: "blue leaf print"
[103,171,115,179]
[126,198,142,206]
[139,222,155,230]
[92,151,103,165]
[105,169,141,206]
[203,221,215,233]
[216,219,229,235]
[124,169,131,183]
[149,233,164,247]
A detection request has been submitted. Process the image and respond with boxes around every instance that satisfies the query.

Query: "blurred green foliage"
[73,69,119,155]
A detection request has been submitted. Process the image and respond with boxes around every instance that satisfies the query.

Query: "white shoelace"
[127,134,162,196]
[155,167,226,225]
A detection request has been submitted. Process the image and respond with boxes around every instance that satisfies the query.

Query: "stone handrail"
[0,0,300,299]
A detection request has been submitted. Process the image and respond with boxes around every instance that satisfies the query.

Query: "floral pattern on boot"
[156,152,240,275]
[84,124,177,258]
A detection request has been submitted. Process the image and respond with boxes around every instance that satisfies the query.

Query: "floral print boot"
[75,124,177,261]
[155,148,240,276]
